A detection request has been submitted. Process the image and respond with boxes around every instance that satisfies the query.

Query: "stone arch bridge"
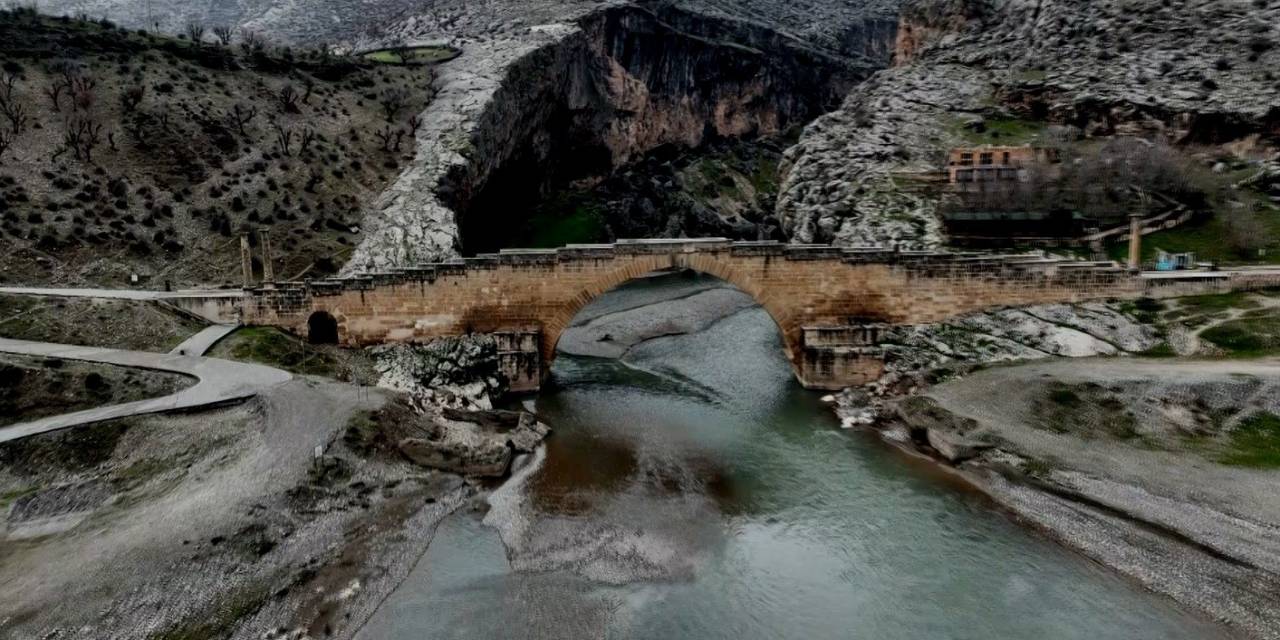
[240,238,1276,391]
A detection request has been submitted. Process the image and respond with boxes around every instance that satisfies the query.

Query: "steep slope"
[345,1,902,269]
[777,0,1280,248]
[0,10,436,286]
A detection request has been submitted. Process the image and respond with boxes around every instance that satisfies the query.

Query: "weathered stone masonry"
[242,239,1280,390]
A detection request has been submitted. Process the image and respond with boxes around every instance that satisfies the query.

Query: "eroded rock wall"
[451,5,897,254]
[777,0,1280,248]
[349,3,900,267]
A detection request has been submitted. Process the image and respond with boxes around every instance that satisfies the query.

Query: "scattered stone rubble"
[832,300,1160,423]
[370,335,551,477]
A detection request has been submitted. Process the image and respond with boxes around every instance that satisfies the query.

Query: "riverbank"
[0,373,490,639]
[559,274,1278,638]
[867,359,1280,639]
[839,292,1280,639]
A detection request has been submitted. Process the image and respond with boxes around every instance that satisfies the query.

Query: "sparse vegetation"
[0,294,204,350]
[1200,314,1280,357]
[0,9,443,286]
[210,326,373,380]
[1219,412,1280,468]
[1033,381,1139,440]
[0,353,192,426]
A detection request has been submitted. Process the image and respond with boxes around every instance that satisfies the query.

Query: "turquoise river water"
[356,274,1229,640]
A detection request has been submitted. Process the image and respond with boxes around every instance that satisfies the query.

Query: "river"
[356,273,1229,640]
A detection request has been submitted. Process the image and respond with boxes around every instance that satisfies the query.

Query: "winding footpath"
[0,286,243,301]
[0,336,291,444]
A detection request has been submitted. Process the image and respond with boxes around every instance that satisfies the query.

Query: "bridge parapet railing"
[555,244,616,261]
[730,240,788,257]
[783,245,847,260]
[497,249,560,266]
[614,238,733,254]
[248,242,1139,300]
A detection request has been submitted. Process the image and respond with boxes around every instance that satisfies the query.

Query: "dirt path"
[0,337,291,443]
[170,323,240,356]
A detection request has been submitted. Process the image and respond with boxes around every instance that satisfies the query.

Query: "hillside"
[778,0,1280,255]
[0,7,436,287]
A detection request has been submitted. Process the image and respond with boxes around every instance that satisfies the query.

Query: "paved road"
[170,324,240,357]
[0,286,243,300]
[0,338,290,444]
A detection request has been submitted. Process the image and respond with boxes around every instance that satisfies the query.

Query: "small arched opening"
[307,311,339,345]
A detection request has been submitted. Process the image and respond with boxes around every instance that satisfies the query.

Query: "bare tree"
[240,30,266,53]
[0,73,27,135]
[119,84,146,113]
[1224,207,1268,258]
[228,103,257,136]
[407,113,422,133]
[0,129,12,161]
[185,22,206,45]
[0,73,15,104]
[388,39,411,64]
[380,87,408,122]
[276,84,300,114]
[212,25,235,47]
[2,99,27,135]
[49,65,98,113]
[64,117,104,162]
[271,120,293,156]
[299,127,317,153]
[373,125,395,152]
[44,80,66,112]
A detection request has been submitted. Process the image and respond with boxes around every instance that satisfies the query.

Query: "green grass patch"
[1048,387,1082,406]
[1176,291,1262,313]
[360,45,460,65]
[342,410,384,455]
[522,202,607,248]
[1117,297,1163,324]
[212,327,343,377]
[0,486,36,510]
[1106,203,1280,266]
[948,116,1047,145]
[1200,314,1280,357]
[1140,342,1178,358]
[1219,412,1280,468]
[1033,382,1139,440]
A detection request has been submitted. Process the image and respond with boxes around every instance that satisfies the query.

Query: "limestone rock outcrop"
[372,335,506,410]
[352,3,901,265]
[874,300,1160,394]
[397,408,551,477]
[777,0,1280,248]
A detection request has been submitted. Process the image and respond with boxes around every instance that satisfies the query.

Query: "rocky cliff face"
[450,5,898,254]
[348,2,900,268]
[777,0,1280,248]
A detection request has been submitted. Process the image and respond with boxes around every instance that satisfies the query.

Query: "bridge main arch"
[537,257,806,368]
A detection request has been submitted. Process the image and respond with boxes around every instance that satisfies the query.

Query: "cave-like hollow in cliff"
[438,4,899,255]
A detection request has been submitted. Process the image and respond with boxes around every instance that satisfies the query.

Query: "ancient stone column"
[260,228,275,283]
[1127,214,1142,271]
[239,233,253,288]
